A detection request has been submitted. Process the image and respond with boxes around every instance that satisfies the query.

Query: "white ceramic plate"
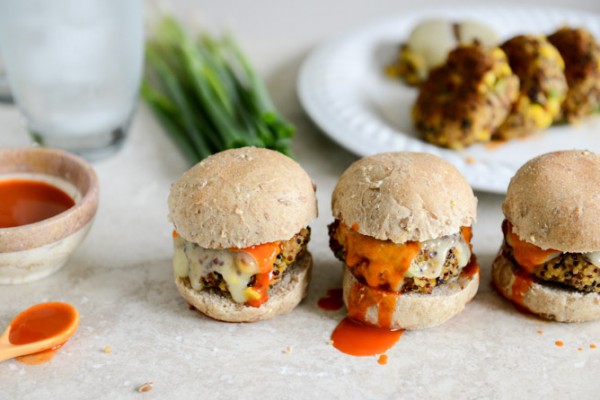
[298,5,600,193]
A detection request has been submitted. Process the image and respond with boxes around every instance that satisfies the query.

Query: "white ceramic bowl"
[0,148,99,284]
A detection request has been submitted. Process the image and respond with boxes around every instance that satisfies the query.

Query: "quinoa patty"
[200,227,311,293]
[547,27,600,122]
[328,220,469,294]
[502,241,600,293]
[494,35,567,140]
[413,44,519,149]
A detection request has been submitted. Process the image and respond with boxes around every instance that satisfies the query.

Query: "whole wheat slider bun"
[332,152,477,243]
[168,147,317,249]
[492,252,600,322]
[176,252,312,322]
[503,150,600,252]
[342,267,479,330]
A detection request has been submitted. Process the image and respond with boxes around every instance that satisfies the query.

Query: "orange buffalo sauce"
[318,288,344,311]
[331,317,403,357]
[0,179,74,228]
[338,223,421,291]
[511,267,533,307]
[240,242,281,274]
[461,226,473,246]
[460,254,480,279]
[16,343,66,365]
[377,354,388,365]
[9,302,79,365]
[504,221,560,273]
[235,242,280,307]
[347,281,399,329]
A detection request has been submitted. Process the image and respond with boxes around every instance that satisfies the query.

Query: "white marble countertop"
[1,1,600,399]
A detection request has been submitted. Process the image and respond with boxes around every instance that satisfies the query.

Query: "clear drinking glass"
[0,53,13,103]
[0,0,143,160]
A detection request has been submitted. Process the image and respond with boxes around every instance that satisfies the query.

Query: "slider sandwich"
[328,152,479,330]
[168,147,317,322]
[492,150,600,322]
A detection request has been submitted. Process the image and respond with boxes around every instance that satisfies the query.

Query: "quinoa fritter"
[494,35,567,140]
[401,247,463,294]
[200,227,311,293]
[547,27,600,122]
[391,43,426,86]
[503,241,600,293]
[328,220,468,294]
[413,44,519,149]
[387,20,499,86]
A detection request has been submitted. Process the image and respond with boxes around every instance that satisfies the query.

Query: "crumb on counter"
[591,344,597,349]
[465,157,476,165]
[326,340,334,346]
[103,345,112,354]
[137,382,154,393]
[555,340,564,347]
[537,330,543,335]
[282,346,293,354]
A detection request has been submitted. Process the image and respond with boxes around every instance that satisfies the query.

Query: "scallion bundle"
[142,17,294,163]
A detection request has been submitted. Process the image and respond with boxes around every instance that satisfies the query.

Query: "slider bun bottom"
[492,252,600,322]
[175,252,312,322]
[342,266,479,330]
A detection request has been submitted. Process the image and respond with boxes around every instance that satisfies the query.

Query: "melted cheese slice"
[172,235,263,304]
[406,234,471,279]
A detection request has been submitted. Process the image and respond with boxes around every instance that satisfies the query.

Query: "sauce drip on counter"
[318,288,344,311]
[331,317,403,357]
[16,343,66,365]
[377,354,388,365]
[0,179,74,228]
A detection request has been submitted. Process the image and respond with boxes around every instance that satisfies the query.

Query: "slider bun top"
[503,150,600,253]
[168,147,317,249]
[332,152,477,243]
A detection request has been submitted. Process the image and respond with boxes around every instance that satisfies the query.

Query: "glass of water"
[0,0,143,160]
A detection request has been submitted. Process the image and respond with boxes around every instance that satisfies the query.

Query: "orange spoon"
[0,302,79,363]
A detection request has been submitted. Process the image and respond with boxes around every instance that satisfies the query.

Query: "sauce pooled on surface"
[331,317,403,357]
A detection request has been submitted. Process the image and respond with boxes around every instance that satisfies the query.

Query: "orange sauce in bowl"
[0,179,74,228]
